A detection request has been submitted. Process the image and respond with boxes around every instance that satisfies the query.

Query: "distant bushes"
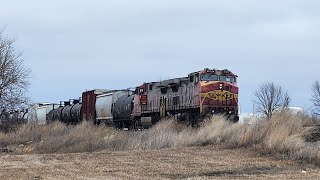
[0,118,26,133]
[0,111,320,165]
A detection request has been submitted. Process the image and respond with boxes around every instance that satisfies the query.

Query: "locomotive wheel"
[94,119,101,126]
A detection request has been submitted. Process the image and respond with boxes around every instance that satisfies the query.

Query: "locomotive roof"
[191,68,238,77]
[142,68,236,85]
[153,77,189,87]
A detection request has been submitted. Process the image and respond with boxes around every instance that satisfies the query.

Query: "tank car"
[95,90,133,127]
[113,94,135,128]
[61,100,82,124]
[27,103,60,124]
[46,100,82,124]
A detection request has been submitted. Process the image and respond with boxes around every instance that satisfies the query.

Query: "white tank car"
[28,103,60,124]
[95,90,132,122]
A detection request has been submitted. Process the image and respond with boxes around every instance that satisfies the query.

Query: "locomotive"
[46,68,239,128]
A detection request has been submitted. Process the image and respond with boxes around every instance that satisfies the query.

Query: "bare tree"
[311,81,320,116]
[254,82,290,119]
[0,30,30,113]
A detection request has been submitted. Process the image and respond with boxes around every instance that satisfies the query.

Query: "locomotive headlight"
[219,84,223,90]
[229,111,232,114]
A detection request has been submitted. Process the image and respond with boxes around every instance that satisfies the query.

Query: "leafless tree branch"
[311,81,320,116]
[254,82,291,119]
[0,31,30,114]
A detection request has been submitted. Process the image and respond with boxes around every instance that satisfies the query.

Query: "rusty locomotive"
[46,68,239,128]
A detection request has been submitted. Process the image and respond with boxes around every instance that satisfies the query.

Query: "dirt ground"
[0,146,319,180]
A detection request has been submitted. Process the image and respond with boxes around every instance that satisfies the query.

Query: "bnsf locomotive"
[46,68,239,128]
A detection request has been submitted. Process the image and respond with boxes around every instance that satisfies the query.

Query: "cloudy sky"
[0,0,319,113]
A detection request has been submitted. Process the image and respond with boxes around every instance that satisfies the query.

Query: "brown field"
[1,112,320,179]
[1,146,320,179]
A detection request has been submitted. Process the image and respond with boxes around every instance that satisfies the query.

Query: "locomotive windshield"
[201,74,219,81]
[200,74,236,83]
[220,75,236,83]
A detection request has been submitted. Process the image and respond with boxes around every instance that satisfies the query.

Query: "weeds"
[0,111,319,165]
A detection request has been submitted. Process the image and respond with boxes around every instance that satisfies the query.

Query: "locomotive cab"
[199,69,239,122]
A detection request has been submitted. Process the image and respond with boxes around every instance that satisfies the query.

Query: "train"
[40,68,239,128]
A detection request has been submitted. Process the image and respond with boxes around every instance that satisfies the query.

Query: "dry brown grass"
[0,111,319,165]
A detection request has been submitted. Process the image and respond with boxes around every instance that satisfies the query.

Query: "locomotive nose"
[218,83,231,91]
[200,81,220,92]
[200,81,238,110]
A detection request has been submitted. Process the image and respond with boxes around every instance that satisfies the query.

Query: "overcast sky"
[1,0,319,113]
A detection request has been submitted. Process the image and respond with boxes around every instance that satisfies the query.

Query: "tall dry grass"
[0,111,319,164]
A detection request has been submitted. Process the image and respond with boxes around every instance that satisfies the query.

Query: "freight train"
[45,68,239,128]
